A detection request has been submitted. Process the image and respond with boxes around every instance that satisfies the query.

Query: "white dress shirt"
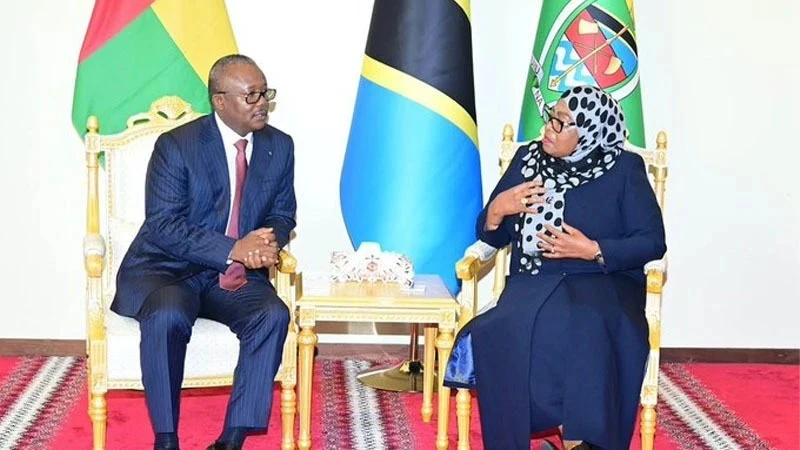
[214,112,253,233]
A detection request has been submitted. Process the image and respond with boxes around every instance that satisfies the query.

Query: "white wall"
[0,0,797,348]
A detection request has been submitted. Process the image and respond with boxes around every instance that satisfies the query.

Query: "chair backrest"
[84,96,201,307]
[487,124,669,301]
[498,124,669,205]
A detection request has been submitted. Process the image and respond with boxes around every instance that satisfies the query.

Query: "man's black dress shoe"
[154,446,179,450]
[205,442,241,450]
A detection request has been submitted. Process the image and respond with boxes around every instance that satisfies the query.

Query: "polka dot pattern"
[516,85,627,273]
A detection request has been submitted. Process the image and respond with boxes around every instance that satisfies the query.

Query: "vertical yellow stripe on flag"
[151,0,238,85]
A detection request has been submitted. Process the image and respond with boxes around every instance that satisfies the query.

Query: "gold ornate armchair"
[82,96,298,450]
[453,124,668,450]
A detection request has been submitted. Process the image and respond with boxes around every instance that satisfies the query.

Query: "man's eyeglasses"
[216,88,277,105]
[543,105,576,133]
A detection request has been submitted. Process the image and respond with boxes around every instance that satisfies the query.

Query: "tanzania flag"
[71,0,238,136]
[340,0,483,294]
[519,0,645,146]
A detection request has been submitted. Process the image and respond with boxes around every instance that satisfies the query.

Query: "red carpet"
[0,357,796,449]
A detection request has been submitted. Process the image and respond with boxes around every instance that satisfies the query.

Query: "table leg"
[435,328,454,450]
[421,325,436,422]
[298,325,317,450]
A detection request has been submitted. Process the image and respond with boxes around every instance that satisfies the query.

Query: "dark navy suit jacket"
[111,114,297,318]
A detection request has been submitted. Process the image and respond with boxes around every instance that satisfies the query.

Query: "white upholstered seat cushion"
[105,295,240,382]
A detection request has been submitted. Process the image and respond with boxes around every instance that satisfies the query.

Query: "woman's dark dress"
[444,147,666,450]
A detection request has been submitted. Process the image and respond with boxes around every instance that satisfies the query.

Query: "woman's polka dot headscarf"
[516,85,626,274]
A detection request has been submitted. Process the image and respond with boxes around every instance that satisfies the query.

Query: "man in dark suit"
[111,54,296,450]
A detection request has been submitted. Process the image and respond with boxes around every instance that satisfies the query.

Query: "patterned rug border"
[0,357,789,450]
[659,363,774,450]
[0,357,86,450]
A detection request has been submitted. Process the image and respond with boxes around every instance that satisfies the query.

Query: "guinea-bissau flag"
[340,0,483,294]
[71,0,238,137]
[519,0,646,146]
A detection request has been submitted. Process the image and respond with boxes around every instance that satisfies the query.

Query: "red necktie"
[219,139,249,291]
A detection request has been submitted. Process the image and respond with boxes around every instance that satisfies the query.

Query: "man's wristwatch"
[593,248,605,266]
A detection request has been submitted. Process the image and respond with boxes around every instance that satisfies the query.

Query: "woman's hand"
[537,223,599,260]
[485,181,547,230]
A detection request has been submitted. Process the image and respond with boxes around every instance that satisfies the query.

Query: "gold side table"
[295,274,458,450]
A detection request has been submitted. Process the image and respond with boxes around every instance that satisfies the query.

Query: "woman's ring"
[520,197,527,206]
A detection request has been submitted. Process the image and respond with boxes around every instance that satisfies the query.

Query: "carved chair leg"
[281,380,297,450]
[640,404,656,450]
[89,390,107,450]
[456,388,471,450]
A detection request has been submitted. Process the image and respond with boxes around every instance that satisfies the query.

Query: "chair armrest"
[83,233,106,318]
[644,257,667,275]
[644,256,668,289]
[275,250,297,319]
[641,257,666,410]
[456,240,497,281]
[83,234,106,278]
[277,249,297,274]
[455,241,500,326]
[83,232,108,386]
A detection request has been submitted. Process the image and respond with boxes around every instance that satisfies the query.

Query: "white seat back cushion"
[102,134,156,295]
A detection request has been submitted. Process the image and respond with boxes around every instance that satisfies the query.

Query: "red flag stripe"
[77,0,156,63]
